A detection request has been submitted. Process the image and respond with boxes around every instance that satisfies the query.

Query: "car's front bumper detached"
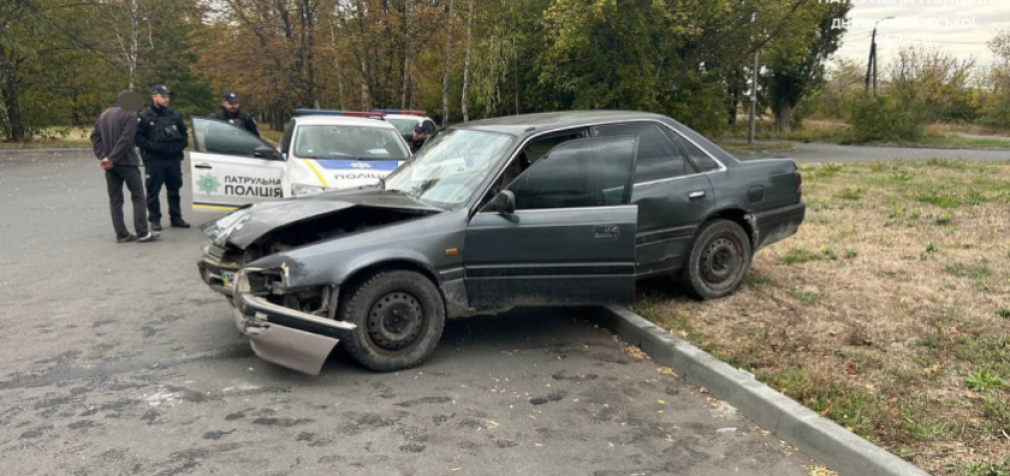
[232,271,356,376]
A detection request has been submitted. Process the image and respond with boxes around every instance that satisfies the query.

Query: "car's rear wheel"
[680,219,753,300]
[338,270,445,372]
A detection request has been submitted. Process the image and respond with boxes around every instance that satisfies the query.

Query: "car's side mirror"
[492,190,516,215]
[254,146,281,160]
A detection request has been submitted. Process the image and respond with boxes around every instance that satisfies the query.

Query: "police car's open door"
[190,117,285,212]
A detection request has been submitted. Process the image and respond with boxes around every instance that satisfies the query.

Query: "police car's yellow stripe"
[194,204,239,211]
[304,160,329,188]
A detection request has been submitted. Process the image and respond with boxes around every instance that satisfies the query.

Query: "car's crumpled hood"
[202,190,441,249]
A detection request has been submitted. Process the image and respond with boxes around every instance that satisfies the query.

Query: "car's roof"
[450,110,740,168]
[293,116,399,129]
[454,110,671,135]
[384,114,430,122]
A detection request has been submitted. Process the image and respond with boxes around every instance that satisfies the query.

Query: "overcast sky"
[834,1,1010,66]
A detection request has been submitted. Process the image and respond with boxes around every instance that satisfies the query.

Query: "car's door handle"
[688,191,707,200]
[194,163,212,169]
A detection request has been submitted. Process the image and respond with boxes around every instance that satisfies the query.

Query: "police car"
[374,109,439,143]
[189,110,410,211]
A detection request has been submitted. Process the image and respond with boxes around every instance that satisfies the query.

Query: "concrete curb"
[594,305,931,476]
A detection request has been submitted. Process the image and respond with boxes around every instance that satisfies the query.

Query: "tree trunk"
[0,42,25,142]
[728,87,738,125]
[401,0,411,109]
[329,26,346,110]
[776,103,793,133]
[441,0,454,126]
[300,0,318,108]
[513,36,519,115]
[461,0,472,122]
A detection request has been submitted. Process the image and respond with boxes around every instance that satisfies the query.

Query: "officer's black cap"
[151,85,172,96]
[413,123,426,134]
[222,92,239,104]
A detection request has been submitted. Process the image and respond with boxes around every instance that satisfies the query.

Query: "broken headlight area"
[238,268,340,320]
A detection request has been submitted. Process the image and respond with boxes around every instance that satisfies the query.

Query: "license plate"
[221,270,235,287]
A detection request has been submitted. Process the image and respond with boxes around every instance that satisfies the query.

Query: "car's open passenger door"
[464,136,639,306]
[190,117,285,211]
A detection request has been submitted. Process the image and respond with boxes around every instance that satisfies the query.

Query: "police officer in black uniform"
[136,85,190,231]
[409,123,428,154]
[210,92,260,137]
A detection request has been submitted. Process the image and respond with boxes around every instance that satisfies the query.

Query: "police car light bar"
[372,109,427,115]
[292,109,386,119]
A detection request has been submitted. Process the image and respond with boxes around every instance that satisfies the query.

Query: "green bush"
[850,95,927,143]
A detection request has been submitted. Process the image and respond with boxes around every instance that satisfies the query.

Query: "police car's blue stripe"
[314,159,399,171]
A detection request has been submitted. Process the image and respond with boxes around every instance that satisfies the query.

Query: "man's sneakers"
[150,219,190,230]
[116,234,138,244]
[137,231,161,243]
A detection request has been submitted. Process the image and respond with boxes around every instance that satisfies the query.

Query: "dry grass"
[0,127,92,149]
[927,122,1010,139]
[634,160,1010,476]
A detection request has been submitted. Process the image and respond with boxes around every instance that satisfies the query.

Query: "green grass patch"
[959,457,1010,476]
[812,163,844,179]
[781,248,824,265]
[944,259,995,280]
[762,369,881,438]
[789,290,820,306]
[978,393,1010,435]
[888,171,913,184]
[839,187,866,201]
[917,191,962,209]
[965,369,1006,392]
[926,158,971,170]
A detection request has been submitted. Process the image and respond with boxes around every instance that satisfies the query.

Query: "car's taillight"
[796,170,803,198]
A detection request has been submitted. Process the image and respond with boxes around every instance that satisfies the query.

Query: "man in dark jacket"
[210,92,259,137]
[136,85,190,231]
[409,123,428,154]
[91,91,159,243]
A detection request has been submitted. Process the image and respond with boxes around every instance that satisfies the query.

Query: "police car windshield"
[383,129,515,210]
[294,125,409,160]
[387,118,417,137]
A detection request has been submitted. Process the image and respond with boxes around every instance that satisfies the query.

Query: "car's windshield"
[387,118,418,137]
[383,129,515,210]
[294,124,409,160]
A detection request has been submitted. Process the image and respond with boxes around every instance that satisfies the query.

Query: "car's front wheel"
[680,219,753,300]
[338,270,446,372]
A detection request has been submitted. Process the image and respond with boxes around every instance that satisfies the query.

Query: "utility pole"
[748,50,758,145]
[864,17,894,99]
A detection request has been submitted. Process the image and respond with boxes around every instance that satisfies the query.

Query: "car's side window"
[675,136,721,172]
[483,129,587,206]
[595,123,686,184]
[194,117,271,159]
[507,137,637,211]
[423,120,437,135]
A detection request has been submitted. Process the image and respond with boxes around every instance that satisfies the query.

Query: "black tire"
[680,219,753,300]
[338,270,446,372]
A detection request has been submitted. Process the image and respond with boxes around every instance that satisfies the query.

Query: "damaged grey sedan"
[198,111,805,376]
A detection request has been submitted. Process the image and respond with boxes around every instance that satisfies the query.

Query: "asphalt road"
[732,141,1010,162]
[0,151,814,475]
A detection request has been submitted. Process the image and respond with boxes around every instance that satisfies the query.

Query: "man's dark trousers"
[106,165,149,238]
[145,159,183,223]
